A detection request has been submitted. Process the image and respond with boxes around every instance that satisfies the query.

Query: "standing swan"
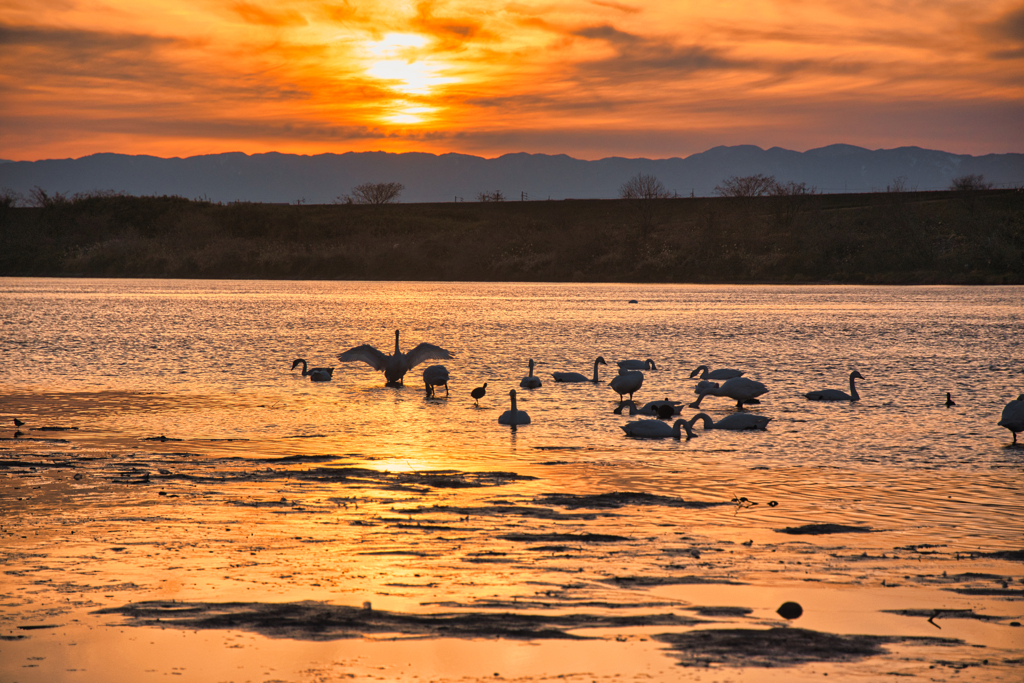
[498,389,531,425]
[687,412,771,431]
[689,377,768,410]
[291,359,334,382]
[337,330,454,386]
[998,394,1024,444]
[520,359,542,388]
[621,418,696,439]
[553,357,607,383]
[609,371,644,406]
[690,365,745,380]
[805,371,864,401]
[423,365,450,398]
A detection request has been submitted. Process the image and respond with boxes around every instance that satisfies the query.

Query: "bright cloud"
[0,0,1021,160]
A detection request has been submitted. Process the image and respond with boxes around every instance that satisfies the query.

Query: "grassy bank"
[1,190,1021,283]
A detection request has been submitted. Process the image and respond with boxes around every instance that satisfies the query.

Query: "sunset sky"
[1,0,1022,161]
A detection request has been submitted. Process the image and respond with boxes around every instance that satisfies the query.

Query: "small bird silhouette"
[471,383,487,406]
[13,418,25,427]
[945,392,955,407]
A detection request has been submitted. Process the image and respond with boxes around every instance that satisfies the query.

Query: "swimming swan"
[621,418,696,439]
[423,365,450,397]
[520,359,542,388]
[998,394,1024,444]
[689,377,768,410]
[337,330,454,386]
[609,371,644,405]
[498,389,531,425]
[805,371,864,401]
[618,359,657,371]
[291,359,334,382]
[553,357,607,383]
[687,412,771,431]
[690,365,745,380]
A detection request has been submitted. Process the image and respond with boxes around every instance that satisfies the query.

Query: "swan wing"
[405,343,455,370]
[337,345,389,371]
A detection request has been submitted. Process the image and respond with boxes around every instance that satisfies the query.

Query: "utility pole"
[521,191,528,201]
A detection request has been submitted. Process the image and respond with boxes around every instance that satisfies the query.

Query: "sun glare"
[362,32,456,120]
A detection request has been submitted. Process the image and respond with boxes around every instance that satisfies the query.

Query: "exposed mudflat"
[2,393,1022,683]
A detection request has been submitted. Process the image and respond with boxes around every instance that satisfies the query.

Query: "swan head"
[851,370,865,380]
[689,365,707,378]
[509,389,517,397]
[290,359,305,370]
[595,356,607,365]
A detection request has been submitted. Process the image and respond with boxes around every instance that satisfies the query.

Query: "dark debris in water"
[391,504,611,521]
[605,575,747,587]
[163,466,535,491]
[536,492,724,510]
[884,609,1004,622]
[94,600,699,641]
[776,523,875,535]
[654,627,962,668]
[500,532,630,543]
[978,549,1024,562]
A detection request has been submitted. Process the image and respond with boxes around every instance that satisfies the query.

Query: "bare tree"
[619,173,672,233]
[344,181,404,205]
[769,180,816,196]
[476,190,505,202]
[619,173,671,201]
[950,174,992,191]
[714,174,777,197]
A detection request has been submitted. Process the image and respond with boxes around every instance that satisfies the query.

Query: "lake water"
[1,278,1022,682]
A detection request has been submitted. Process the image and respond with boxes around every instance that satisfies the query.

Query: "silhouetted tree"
[714,174,776,197]
[950,174,993,191]
[619,173,672,232]
[343,181,404,205]
[476,190,506,202]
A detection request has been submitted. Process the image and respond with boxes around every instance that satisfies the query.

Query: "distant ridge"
[2,146,1022,203]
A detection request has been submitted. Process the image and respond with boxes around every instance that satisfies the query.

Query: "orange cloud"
[0,0,1021,162]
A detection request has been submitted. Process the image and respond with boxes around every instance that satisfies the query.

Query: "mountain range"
[2,144,1023,204]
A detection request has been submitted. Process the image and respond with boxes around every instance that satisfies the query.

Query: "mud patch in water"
[95,600,704,640]
[653,626,960,667]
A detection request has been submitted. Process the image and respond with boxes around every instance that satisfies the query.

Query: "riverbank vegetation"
[1,188,1021,283]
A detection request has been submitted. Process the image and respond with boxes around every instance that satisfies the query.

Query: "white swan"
[690,365,745,380]
[553,356,607,383]
[422,365,450,397]
[498,389,531,425]
[337,330,454,386]
[291,359,334,382]
[520,359,542,388]
[687,412,771,431]
[621,418,696,439]
[618,359,657,371]
[609,370,644,405]
[998,394,1024,444]
[689,377,768,410]
[805,371,864,401]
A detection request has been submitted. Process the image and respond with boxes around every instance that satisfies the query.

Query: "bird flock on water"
[284,329,1024,445]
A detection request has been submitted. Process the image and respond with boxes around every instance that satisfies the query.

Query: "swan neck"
[849,374,859,400]
[592,359,600,382]
[394,330,401,354]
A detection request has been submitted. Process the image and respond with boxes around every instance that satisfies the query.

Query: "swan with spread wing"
[337,330,454,386]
